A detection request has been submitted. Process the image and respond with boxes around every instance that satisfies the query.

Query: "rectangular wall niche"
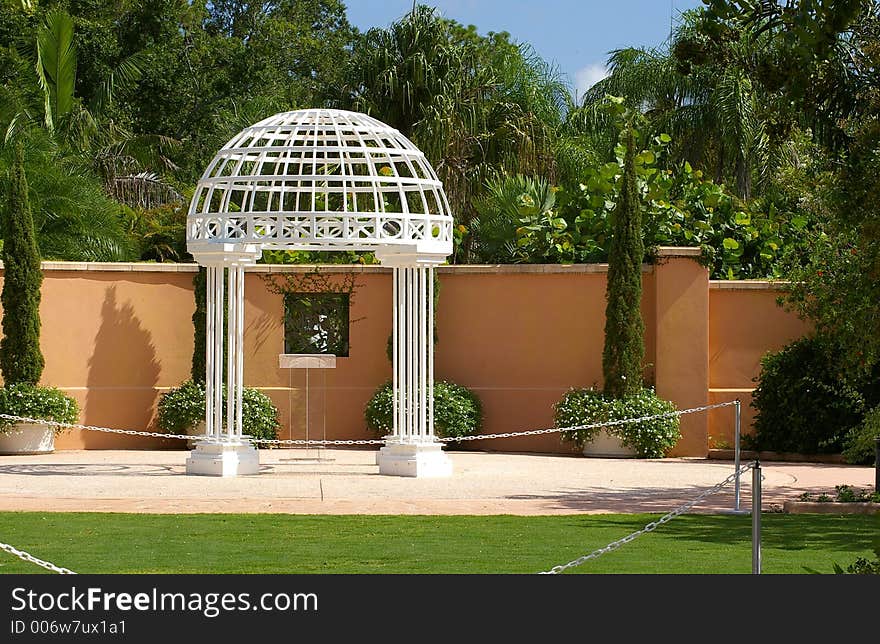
[283,292,350,357]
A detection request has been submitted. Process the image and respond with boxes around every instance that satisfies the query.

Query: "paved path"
[0,448,874,515]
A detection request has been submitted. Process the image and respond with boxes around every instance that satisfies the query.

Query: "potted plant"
[0,144,80,454]
[0,384,79,454]
[555,386,680,458]
[555,103,680,459]
[365,380,483,446]
[157,380,280,446]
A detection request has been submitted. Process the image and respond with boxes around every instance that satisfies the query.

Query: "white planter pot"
[0,422,55,455]
[582,428,637,458]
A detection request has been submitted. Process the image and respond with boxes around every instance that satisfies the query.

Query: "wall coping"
[0,261,791,285]
[1,261,660,275]
[656,246,702,257]
[710,280,792,291]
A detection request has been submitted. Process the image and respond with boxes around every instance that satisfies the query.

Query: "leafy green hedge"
[157,380,280,442]
[365,381,483,442]
[749,337,877,454]
[554,387,681,458]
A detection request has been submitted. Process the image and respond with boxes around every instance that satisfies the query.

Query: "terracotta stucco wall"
[434,265,656,455]
[707,282,811,448]
[0,259,808,456]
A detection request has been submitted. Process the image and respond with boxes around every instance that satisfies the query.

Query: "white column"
[235,265,245,438]
[392,266,399,438]
[377,262,450,477]
[187,261,259,477]
[213,266,224,438]
[226,265,236,441]
[205,267,215,438]
[419,266,427,440]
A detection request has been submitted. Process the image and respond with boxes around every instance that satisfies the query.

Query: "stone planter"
[0,422,55,455]
[582,428,637,458]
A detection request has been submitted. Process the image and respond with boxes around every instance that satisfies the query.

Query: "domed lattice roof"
[187,109,453,261]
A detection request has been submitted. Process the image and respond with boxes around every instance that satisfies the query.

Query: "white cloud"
[574,63,610,100]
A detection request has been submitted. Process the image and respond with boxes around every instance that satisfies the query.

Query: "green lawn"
[0,512,876,574]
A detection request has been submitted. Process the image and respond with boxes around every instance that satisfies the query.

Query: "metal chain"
[0,541,76,575]
[439,400,738,443]
[539,461,756,575]
[0,414,194,441]
[0,400,737,447]
[0,402,744,576]
[251,437,385,446]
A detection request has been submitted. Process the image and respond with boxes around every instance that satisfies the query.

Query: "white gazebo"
[184,108,454,478]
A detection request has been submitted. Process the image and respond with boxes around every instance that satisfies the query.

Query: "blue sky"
[344,1,705,101]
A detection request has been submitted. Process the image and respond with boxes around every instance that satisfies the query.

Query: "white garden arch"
[185,109,454,477]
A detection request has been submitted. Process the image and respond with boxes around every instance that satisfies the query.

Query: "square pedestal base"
[186,441,260,477]
[376,442,452,478]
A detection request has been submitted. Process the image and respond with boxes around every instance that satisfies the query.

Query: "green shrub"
[750,336,869,454]
[157,380,280,442]
[364,380,483,441]
[842,405,880,464]
[555,387,681,458]
[0,383,79,433]
[833,549,880,575]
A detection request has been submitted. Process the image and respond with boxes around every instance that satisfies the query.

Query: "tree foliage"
[602,107,644,398]
[1,144,44,386]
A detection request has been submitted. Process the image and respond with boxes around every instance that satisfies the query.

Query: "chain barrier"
[438,400,737,443]
[0,400,741,574]
[0,541,76,574]
[0,400,737,447]
[539,461,756,574]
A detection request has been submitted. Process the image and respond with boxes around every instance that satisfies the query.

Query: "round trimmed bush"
[554,387,681,458]
[749,337,869,454]
[158,380,280,442]
[365,380,482,441]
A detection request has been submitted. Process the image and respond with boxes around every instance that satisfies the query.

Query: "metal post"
[875,437,879,492]
[734,399,742,511]
[752,460,762,575]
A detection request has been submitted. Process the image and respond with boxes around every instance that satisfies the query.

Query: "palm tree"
[0,7,182,261]
[343,4,570,262]
[577,11,773,199]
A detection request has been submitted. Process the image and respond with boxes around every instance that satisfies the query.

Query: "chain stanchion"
[0,400,751,576]
[734,399,742,512]
[752,459,762,574]
[0,541,76,574]
[540,462,756,574]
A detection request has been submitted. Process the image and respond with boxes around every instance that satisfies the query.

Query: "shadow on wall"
[83,286,161,447]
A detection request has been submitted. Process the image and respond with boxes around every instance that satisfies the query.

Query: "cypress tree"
[602,125,644,398]
[191,266,227,382]
[1,144,45,385]
[191,266,206,383]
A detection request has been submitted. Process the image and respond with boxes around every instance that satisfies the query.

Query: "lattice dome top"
[187,108,453,264]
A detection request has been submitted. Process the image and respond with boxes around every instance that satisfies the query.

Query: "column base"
[376,441,452,478]
[185,440,260,477]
